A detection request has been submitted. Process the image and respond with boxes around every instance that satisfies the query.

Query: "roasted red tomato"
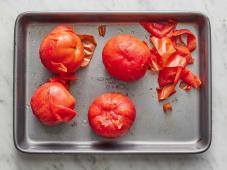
[39,25,84,75]
[88,93,136,138]
[102,34,151,81]
[30,77,76,126]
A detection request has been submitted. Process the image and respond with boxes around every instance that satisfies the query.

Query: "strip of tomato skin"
[147,26,199,101]
[158,67,178,87]
[149,40,188,72]
[165,54,187,68]
[157,84,176,101]
[180,68,202,88]
[169,29,197,52]
[157,53,187,87]
[174,45,194,64]
[157,66,202,100]
[150,36,176,63]
[157,68,183,101]
[140,21,176,38]
[77,34,97,68]
[157,65,185,100]
[150,48,163,72]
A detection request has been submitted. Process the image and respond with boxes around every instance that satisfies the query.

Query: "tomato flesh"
[88,93,136,138]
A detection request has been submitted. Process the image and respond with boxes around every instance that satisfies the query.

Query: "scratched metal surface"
[14,12,211,153]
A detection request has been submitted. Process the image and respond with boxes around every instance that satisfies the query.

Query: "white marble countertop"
[0,0,226,169]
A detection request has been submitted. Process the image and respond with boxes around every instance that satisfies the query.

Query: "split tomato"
[30,77,76,125]
[39,25,84,75]
[88,93,136,138]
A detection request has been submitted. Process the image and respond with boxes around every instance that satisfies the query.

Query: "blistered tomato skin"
[88,93,136,138]
[102,34,151,81]
[39,26,84,75]
[30,81,76,126]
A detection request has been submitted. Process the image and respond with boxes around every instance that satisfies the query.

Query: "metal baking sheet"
[14,12,211,154]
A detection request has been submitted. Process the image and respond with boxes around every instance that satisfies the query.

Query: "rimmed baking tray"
[14,12,211,154]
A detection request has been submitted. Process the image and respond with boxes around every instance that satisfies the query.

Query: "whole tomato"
[39,25,84,75]
[102,34,151,81]
[30,77,76,125]
[88,93,136,138]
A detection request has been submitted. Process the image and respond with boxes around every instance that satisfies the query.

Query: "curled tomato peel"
[150,48,162,71]
[174,67,183,84]
[181,68,202,88]
[157,67,182,100]
[169,29,197,51]
[158,67,178,87]
[165,54,187,68]
[78,34,97,67]
[174,45,194,64]
[142,20,200,101]
[158,66,183,87]
[150,36,176,65]
[157,84,176,101]
[140,21,176,38]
